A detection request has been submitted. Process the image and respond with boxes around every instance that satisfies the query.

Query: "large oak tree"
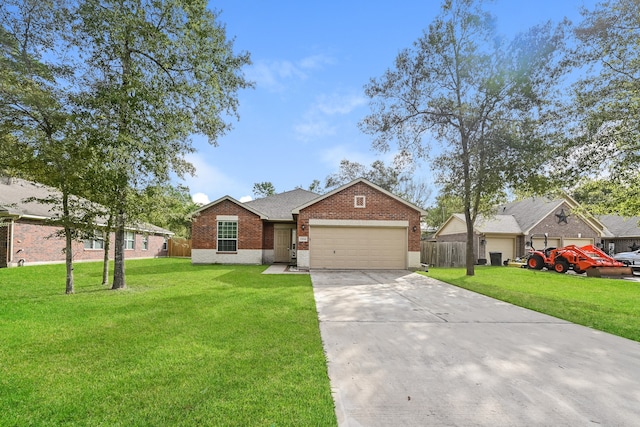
[360,0,567,275]
[71,0,252,289]
[563,0,640,215]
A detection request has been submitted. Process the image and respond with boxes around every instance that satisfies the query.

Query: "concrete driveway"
[311,270,640,426]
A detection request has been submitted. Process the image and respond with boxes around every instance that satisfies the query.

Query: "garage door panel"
[310,227,406,269]
[563,238,594,247]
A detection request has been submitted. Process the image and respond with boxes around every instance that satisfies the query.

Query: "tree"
[136,183,198,238]
[571,176,640,217]
[0,0,94,294]
[325,154,431,208]
[424,193,464,230]
[252,181,276,198]
[563,0,640,184]
[71,0,252,289]
[360,0,567,275]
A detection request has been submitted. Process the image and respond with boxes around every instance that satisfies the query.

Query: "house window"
[84,233,104,250]
[217,221,237,252]
[125,231,135,250]
[142,235,149,250]
[354,195,366,208]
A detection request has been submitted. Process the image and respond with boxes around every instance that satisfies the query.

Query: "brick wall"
[297,182,422,251]
[528,203,600,242]
[191,199,263,250]
[7,219,168,266]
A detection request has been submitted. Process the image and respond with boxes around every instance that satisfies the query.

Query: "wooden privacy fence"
[421,241,466,268]
[168,237,192,258]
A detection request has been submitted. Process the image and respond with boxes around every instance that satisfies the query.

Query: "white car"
[613,249,640,266]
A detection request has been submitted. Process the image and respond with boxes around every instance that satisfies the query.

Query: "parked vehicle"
[526,234,632,277]
[613,249,640,266]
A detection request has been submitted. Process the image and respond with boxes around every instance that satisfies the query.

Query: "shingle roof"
[0,177,63,218]
[497,197,565,233]
[245,188,319,220]
[599,215,640,238]
[476,214,522,234]
[0,177,173,235]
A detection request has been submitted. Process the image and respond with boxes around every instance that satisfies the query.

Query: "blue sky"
[185,0,595,205]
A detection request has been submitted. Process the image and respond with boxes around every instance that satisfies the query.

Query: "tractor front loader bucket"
[586,266,634,278]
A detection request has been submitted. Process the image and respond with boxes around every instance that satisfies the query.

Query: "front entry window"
[218,221,238,252]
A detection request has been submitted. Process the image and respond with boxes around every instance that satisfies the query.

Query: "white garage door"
[310,226,406,269]
[531,237,561,250]
[486,238,515,262]
[562,238,594,247]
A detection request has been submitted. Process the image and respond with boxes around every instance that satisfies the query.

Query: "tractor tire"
[527,254,544,270]
[554,259,570,274]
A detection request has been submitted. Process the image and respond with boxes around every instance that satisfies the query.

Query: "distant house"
[190,178,426,270]
[0,177,172,268]
[434,196,608,263]
[599,215,640,255]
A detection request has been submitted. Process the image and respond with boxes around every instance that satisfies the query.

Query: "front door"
[274,228,291,263]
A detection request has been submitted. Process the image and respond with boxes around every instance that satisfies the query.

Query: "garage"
[486,237,515,263]
[562,238,594,247]
[310,226,406,269]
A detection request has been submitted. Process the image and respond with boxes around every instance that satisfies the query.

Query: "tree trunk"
[101,215,113,285]
[62,192,75,294]
[464,209,475,277]
[65,227,75,294]
[111,211,126,290]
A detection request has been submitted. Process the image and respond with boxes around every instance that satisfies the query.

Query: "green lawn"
[422,266,640,342]
[0,259,337,427]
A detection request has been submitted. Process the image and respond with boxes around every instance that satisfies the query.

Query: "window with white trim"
[354,195,366,208]
[84,233,104,250]
[125,231,135,250]
[217,221,238,252]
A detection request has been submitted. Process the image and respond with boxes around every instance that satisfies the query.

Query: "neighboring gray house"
[435,196,607,263]
[599,215,640,255]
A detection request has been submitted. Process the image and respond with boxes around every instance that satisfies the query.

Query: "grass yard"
[0,258,337,427]
[422,266,640,342]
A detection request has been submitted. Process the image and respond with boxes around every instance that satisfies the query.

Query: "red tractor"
[526,234,632,277]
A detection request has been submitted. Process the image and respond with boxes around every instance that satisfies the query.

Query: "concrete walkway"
[311,270,640,426]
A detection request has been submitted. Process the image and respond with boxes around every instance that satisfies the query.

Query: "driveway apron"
[311,270,640,426]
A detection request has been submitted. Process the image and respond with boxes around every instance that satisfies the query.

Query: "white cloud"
[247,54,335,92]
[294,91,367,141]
[316,92,367,115]
[192,192,211,205]
[182,153,239,203]
[239,195,253,203]
[319,145,378,168]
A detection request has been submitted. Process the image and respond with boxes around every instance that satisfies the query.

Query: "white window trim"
[354,195,366,208]
[124,231,135,250]
[217,220,238,253]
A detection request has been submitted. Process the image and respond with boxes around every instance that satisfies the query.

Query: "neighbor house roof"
[0,176,173,235]
[0,177,64,219]
[599,215,640,238]
[436,195,607,238]
[472,214,522,234]
[497,196,565,233]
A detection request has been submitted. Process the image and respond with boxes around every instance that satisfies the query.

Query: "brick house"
[0,177,172,268]
[190,178,426,270]
[434,195,609,264]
